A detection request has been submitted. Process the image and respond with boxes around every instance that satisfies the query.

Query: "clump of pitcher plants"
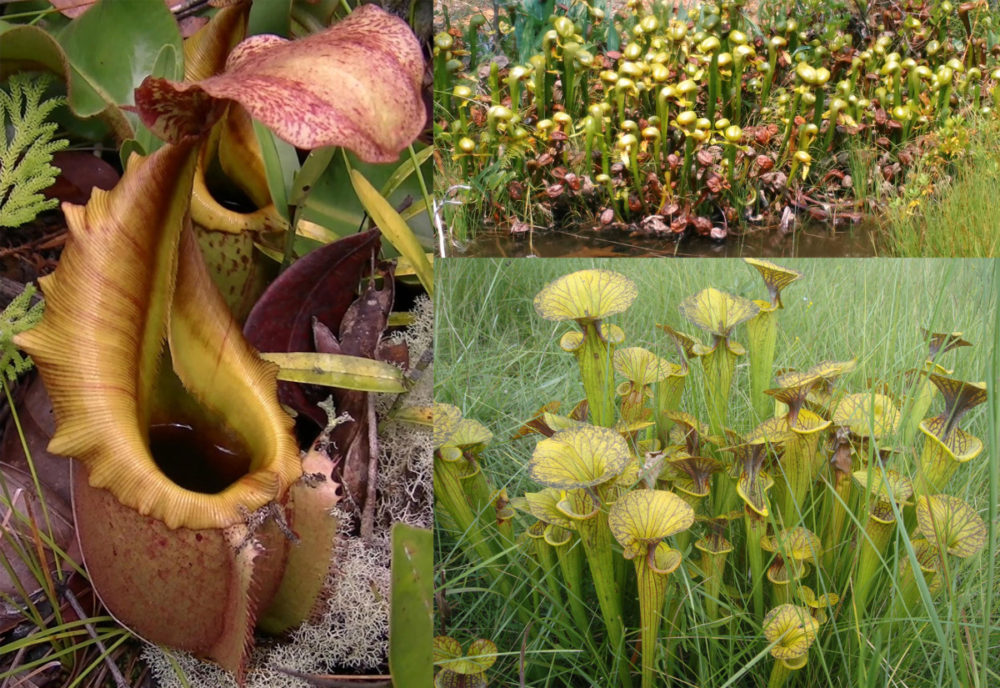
[435,261,988,687]
[436,1,1000,239]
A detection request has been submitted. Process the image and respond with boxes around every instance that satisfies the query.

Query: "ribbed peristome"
[15,141,301,531]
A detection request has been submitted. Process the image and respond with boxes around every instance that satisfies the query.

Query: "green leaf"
[134,42,183,156]
[380,145,434,198]
[350,168,433,296]
[0,21,68,78]
[389,524,433,688]
[260,351,408,392]
[253,119,298,267]
[253,120,297,223]
[300,146,434,250]
[56,0,182,138]
[289,147,337,206]
[249,0,292,37]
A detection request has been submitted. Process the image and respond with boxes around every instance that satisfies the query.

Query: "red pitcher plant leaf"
[243,230,381,427]
[135,4,426,162]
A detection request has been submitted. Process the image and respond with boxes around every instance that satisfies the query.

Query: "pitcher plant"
[15,3,425,680]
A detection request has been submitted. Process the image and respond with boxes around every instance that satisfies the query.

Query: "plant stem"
[747,309,778,423]
[636,560,668,688]
[701,345,738,436]
[556,536,590,630]
[577,323,617,428]
[577,511,630,688]
[654,375,686,448]
[434,460,508,594]
[746,510,767,619]
[768,659,792,688]
[533,536,563,608]
[914,436,959,496]
[707,52,720,122]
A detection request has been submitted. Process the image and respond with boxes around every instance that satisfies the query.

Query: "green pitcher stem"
[767,659,792,688]
[746,512,767,618]
[762,51,778,107]
[459,462,519,574]
[577,514,630,687]
[563,60,577,117]
[914,435,958,496]
[578,324,616,427]
[534,538,563,609]
[700,551,728,620]
[707,53,720,122]
[434,56,451,114]
[674,493,701,556]
[779,91,803,162]
[901,375,935,446]
[747,310,778,423]
[779,433,818,527]
[853,516,893,621]
[891,559,938,620]
[434,463,509,594]
[823,474,853,572]
[636,561,669,688]
[712,470,739,516]
[702,346,738,436]
[556,536,590,631]
[654,376,686,447]
[812,87,826,130]
[534,62,547,119]
[680,136,695,195]
[661,582,682,679]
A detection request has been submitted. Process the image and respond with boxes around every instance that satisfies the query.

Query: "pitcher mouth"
[149,423,252,495]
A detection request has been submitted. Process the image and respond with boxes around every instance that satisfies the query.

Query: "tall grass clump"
[881,116,1000,257]
[434,258,998,688]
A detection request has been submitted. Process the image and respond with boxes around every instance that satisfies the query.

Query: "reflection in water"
[456,221,880,258]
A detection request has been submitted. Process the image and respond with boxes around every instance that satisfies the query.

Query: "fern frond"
[0,73,69,228]
[0,283,44,382]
